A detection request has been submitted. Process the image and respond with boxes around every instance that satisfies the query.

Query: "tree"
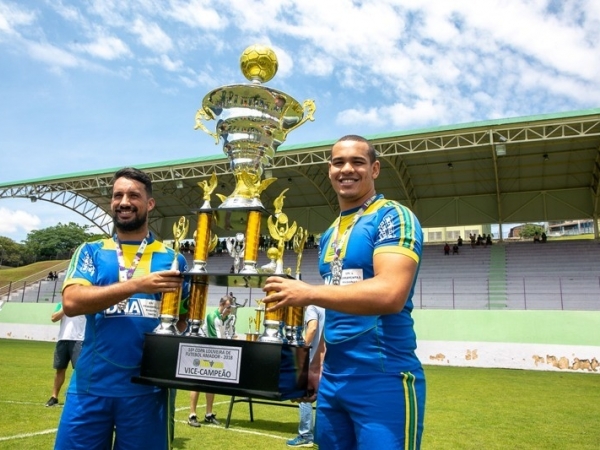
[0,236,26,267]
[24,222,94,261]
[519,223,545,239]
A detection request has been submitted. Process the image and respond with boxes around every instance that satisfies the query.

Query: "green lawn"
[1,339,598,449]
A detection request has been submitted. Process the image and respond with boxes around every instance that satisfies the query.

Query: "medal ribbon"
[115,235,148,282]
[114,234,148,310]
[330,194,378,267]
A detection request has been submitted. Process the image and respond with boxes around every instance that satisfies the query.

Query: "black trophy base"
[132,333,309,401]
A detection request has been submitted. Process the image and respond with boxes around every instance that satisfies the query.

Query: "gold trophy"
[189,173,218,274]
[286,227,308,346]
[186,232,218,336]
[260,189,297,343]
[194,44,315,276]
[154,216,189,334]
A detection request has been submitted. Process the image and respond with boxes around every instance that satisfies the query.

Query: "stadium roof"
[2,107,600,240]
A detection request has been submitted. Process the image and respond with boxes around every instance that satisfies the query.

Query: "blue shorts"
[315,367,426,450]
[55,390,170,450]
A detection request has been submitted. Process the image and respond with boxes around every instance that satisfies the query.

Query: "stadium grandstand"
[1,107,600,376]
[2,107,600,311]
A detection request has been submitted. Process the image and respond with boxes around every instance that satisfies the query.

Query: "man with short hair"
[187,295,232,427]
[264,135,426,449]
[45,303,85,407]
[55,167,189,450]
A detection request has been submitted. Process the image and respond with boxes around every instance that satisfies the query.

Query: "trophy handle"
[194,107,220,144]
[281,99,316,137]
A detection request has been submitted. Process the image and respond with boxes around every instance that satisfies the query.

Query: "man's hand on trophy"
[262,276,312,311]
[133,270,184,294]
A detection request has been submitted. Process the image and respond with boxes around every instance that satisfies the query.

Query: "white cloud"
[131,18,172,53]
[71,35,131,60]
[0,1,36,35]
[0,207,41,241]
[167,0,227,30]
[26,40,81,68]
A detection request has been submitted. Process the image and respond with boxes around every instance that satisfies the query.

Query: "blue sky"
[1,0,599,242]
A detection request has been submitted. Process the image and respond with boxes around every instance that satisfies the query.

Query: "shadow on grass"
[227,418,297,434]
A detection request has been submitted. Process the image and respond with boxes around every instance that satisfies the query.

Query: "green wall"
[2,303,599,346]
[412,310,599,346]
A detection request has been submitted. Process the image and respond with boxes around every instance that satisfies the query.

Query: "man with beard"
[263,136,425,450]
[55,167,189,450]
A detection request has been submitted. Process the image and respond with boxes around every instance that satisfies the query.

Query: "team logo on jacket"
[104,298,160,318]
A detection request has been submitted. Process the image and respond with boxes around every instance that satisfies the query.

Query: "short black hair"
[332,135,377,163]
[112,167,153,196]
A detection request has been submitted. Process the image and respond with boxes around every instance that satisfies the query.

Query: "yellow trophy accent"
[281,99,316,138]
[240,44,278,84]
[293,226,308,279]
[194,108,219,144]
[267,212,297,274]
[154,216,189,334]
[198,172,218,209]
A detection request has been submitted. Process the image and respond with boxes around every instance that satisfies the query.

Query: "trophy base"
[132,334,309,401]
[187,261,208,274]
[259,320,284,343]
[153,316,180,335]
[184,319,205,337]
[219,196,265,210]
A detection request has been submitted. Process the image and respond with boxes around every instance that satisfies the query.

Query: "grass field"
[1,339,599,449]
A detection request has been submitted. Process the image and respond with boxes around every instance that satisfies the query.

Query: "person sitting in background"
[443,243,450,255]
[452,244,459,255]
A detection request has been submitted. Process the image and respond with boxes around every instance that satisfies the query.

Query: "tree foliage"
[24,222,93,261]
[0,236,24,267]
[519,223,545,239]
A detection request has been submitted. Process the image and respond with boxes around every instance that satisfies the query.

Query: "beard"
[113,208,148,233]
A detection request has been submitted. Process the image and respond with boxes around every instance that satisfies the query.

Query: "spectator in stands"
[45,303,86,407]
[48,271,56,281]
[533,232,541,243]
[452,244,459,255]
[470,233,476,248]
[457,236,463,247]
[262,135,425,449]
[443,243,450,255]
[541,232,547,243]
[485,234,492,246]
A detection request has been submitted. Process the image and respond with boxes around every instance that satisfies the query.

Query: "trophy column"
[154,217,189,335]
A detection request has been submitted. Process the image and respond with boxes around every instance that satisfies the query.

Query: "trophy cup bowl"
[195,45,315,210]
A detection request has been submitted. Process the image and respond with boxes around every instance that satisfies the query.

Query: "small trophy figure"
[267,190,297,274]
[293,227,308,280]
[189,172,218,274]
[154,216,189,334]
[260,190,297,343]
[286,226,308,346]
[260,247,279,274]
[226,233,245,273]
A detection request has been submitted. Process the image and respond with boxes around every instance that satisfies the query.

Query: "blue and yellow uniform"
[55,234,189,450]
[316,194,425,450]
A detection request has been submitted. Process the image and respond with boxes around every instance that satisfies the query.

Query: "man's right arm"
[62,270,185,316]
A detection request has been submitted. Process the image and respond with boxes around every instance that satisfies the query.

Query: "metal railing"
[413,275,600,310]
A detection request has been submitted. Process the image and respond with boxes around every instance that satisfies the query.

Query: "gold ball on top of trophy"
[240,44,278,84]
